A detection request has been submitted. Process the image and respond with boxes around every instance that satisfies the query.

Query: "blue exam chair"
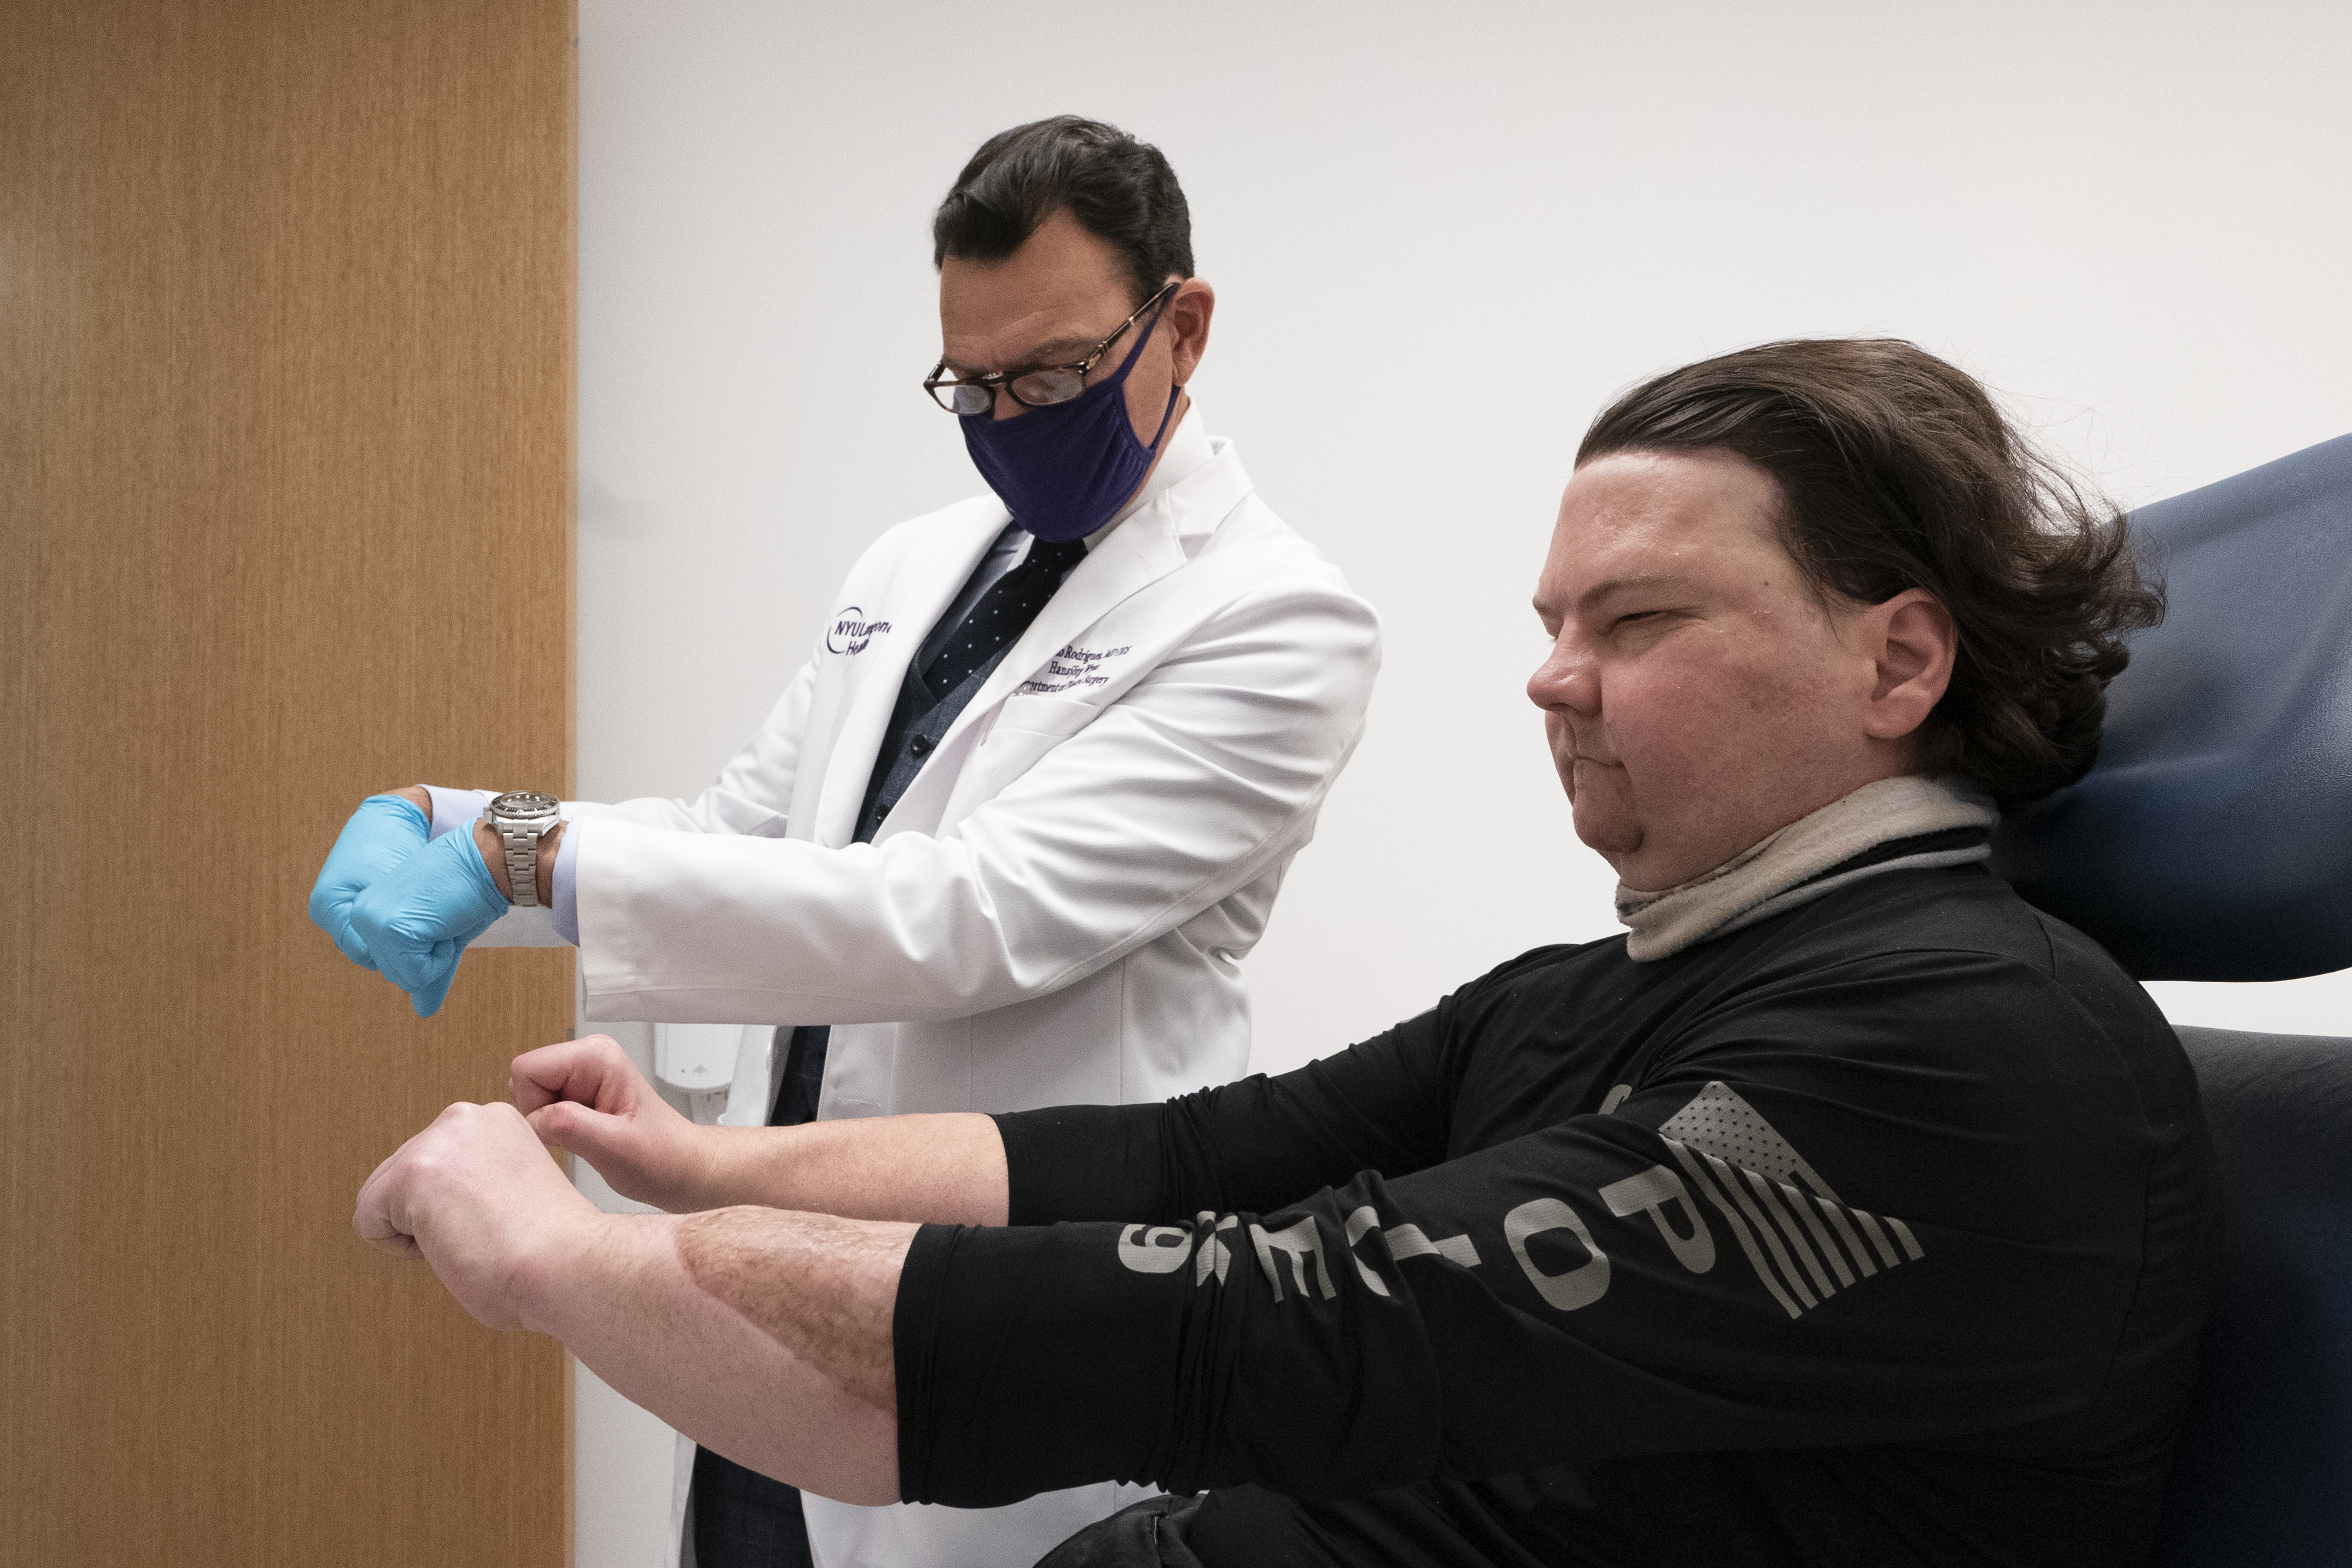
[1992,433,2352,1564]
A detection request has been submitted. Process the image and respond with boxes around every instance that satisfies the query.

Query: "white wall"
[575,3,2352,1560]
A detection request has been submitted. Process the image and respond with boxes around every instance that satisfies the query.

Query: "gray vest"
[770,639,1014,1127]
[851,639,1014,845]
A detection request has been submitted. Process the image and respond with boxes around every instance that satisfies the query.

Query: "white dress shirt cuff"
[424,785,496,840]
[551,820,582,946]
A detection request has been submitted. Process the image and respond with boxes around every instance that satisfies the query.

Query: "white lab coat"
[564,435,1379,1568]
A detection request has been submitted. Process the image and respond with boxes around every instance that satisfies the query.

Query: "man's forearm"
[513,1037,1013,1224]
[683,1112,1010,1226]
[517,1205,912,1505]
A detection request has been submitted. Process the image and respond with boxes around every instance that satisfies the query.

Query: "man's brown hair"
[1578,339,2164,809]
[933,116,1192,308]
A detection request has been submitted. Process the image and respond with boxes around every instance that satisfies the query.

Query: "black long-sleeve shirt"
[891,865,2221,1567]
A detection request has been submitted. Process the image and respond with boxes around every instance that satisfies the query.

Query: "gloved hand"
[309,794,430,970]
[349,825,512,1017]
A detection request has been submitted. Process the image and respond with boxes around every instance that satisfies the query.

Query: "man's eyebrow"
[941,337,1102,377]
[1574,573,1703,613]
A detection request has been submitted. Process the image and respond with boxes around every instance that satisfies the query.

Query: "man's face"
[937,207,1210,445]
[1527,449,1939,891]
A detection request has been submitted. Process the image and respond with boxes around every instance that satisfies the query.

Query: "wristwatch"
[481,791,563,907]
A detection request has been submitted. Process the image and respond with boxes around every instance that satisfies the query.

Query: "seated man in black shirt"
[356,338,2219,1568]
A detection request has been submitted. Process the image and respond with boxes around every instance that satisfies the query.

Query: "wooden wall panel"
[2,3,575,1562]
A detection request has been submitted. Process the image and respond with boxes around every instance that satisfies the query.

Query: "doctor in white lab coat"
[564,412,1371,1123]
[312,116,1379,1568]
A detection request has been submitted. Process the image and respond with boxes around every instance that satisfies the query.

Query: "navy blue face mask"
[958,303,1183,544]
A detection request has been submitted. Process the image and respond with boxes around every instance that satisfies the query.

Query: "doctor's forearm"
[692,1112,1010,1227]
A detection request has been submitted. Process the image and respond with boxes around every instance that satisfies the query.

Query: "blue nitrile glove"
[348,823,511,1017]
[308,794,430,970]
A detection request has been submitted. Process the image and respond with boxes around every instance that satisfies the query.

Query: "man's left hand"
[514,1035,719,1213]
[355,1099,600,1330]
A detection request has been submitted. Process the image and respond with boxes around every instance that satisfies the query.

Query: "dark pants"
[692,1446,814,1567]
[690,1027,830,1567]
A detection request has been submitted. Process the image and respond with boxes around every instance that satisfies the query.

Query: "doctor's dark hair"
[1577,338,2164,811]
[933,116,1193,305]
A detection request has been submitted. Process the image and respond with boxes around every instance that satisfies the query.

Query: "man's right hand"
[513,1035,720,1213]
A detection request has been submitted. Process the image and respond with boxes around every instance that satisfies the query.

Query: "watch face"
[490,790,561,819]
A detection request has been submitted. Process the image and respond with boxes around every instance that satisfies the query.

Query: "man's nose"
[1528,639,1600,715]
[991,385,1026,421]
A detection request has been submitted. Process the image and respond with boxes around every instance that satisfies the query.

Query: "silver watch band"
[482,792,562,908]
[497,821,543,907]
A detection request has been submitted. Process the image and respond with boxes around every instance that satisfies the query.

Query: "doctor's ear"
[1165,278,1215,384]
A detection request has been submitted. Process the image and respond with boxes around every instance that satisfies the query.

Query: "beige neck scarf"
[1616,775,1998,962]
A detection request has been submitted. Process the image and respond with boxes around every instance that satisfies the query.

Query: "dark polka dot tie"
[921,535,1089,695]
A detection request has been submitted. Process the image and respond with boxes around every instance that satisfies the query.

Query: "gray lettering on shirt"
[1386,1223,1482,1269]
[1193,1211,1236,1287]
[1504,1197,1612,1312]
[1598,1165,1717,1274]
[1116,1223,1196,1275]
[1251,1215,1339,1303]
[1343,1206,1390,1296]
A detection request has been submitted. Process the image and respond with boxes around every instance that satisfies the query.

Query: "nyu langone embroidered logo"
[1109,1080,1923,1323]
[825,608,892,656]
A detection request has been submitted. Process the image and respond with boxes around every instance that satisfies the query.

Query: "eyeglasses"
[923,281,1179,416]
